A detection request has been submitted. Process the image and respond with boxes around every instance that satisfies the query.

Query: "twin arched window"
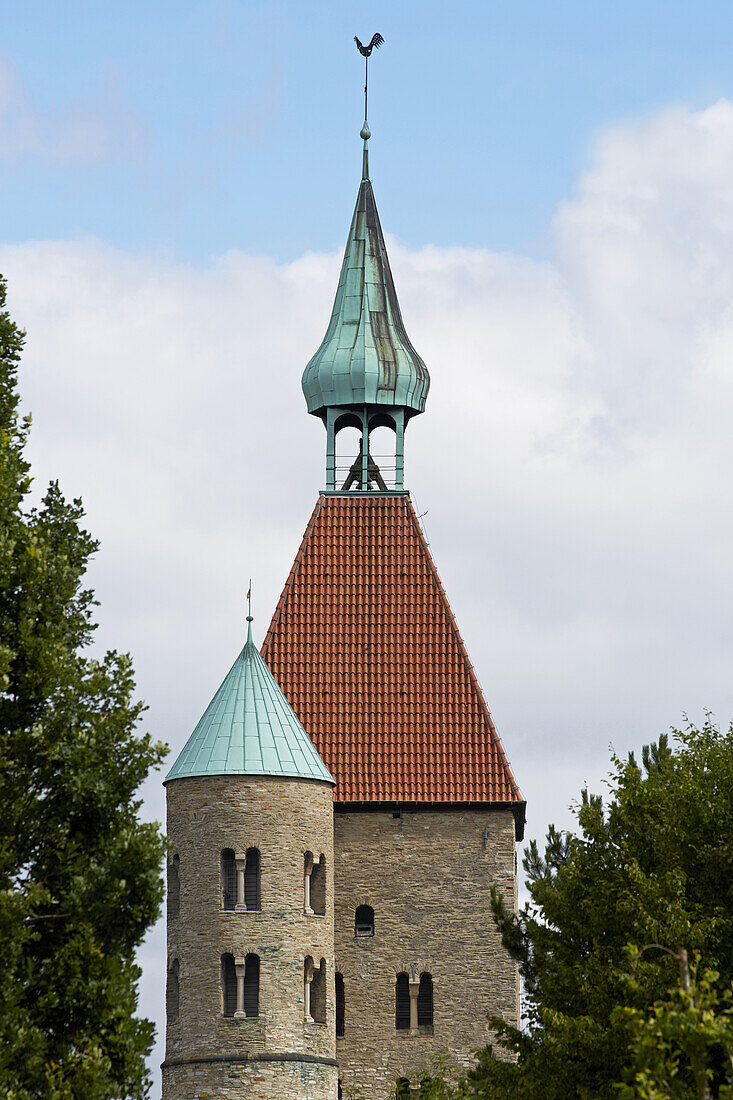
[221,952,259,1017]
[304,955,327,1024]
[304,852,327,915]
[221,848,260,911]
[396,972,434,1033]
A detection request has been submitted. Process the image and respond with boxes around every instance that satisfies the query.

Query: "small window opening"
[221,953,237,1017]
[167,854,180,920]
[166,958,179,1022]
[395,972,410,1031]
[244,953,260,1017]
[418,972,434,1033]
[335,972,345,1037]
[221,849,236,910]
[244,847,260,911]
[310,854,326,916]
[355,904,374,936]
[396,1078,411,1099]
[311,957,327,1024]
[420,1079,434,1096]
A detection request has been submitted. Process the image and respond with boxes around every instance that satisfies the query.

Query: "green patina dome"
[302,148,430,420]
[165,623,333,785]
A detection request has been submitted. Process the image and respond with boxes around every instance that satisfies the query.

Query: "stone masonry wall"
[163,775,337,1100]
[333,809,518,1099]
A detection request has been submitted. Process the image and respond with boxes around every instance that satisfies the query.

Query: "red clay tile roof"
[262,494,523,816]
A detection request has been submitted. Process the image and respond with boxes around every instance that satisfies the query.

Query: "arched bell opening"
[367,417,397,491]
[333,416,363,491]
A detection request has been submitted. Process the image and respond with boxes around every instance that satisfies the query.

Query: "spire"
[165,613,334,785]
[302,44,430,492]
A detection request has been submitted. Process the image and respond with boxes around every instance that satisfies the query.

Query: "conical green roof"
[302,144,430,419]
[165,624,334,785]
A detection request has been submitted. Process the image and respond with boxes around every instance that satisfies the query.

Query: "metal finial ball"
[360,123,371,141]
[246,615,253,623]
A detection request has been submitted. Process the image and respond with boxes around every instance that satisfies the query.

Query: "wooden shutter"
[395,973,410,1030]
[221,849,236,910]
[417,973,433,1028]
[335,972,345,1036]
[244,953,260,1017]
[221,954,237,1017]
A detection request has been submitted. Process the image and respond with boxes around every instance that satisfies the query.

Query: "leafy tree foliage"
[0,276,167,1098]
[617,953,733,1099]
[464,718,733,1098]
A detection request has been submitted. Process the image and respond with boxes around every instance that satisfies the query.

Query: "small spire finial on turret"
[246,579,253,642]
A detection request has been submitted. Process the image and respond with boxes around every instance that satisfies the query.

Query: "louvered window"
[221,849,236,910]
[310,854,326,915]
[418,973,433,1031]
[395,972,410,1030]
[166,959,179,1022]
[167,855,180,920]
[355,904,374,936]
[221,954,237,1017]
[335,972,345,1037]
[244,953,259,1017]
[244,848,260,911]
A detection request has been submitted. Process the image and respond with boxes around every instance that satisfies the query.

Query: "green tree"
[448,718,733,1099]
[0,276,167,1099]
[616,951,733,1100]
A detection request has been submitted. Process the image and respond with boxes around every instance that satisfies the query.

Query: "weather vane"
[354,33,384,135]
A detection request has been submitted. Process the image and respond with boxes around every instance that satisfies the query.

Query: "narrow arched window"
[311,957,327,1024]
[335,972,345,1037]
[244,953,259,1017]
[396,1078,411,1098]
[395,972,410,1030]
[355,904,374,936]
[310,854,326,916]
[221,849,236,910]
[418,972,433,1032]
[167,854,180,920]
[166,958,179,1022]
[244,848,260,911]
[221,953,237,1017]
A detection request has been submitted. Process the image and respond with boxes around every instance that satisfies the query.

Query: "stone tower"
[162,618,338,1099]
[261,123,526,1096]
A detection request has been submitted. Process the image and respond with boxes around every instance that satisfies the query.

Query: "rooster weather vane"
[354,33,384,134]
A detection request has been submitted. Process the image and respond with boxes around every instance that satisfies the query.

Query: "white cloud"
[4,99,733,1089]
[0,56,147,165]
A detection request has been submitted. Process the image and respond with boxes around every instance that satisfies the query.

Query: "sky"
[4,1,733,1093]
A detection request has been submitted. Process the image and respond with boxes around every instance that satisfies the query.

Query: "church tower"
[262,120,525,1096]
[162,618,338,1099]
[163,59,524,1099]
